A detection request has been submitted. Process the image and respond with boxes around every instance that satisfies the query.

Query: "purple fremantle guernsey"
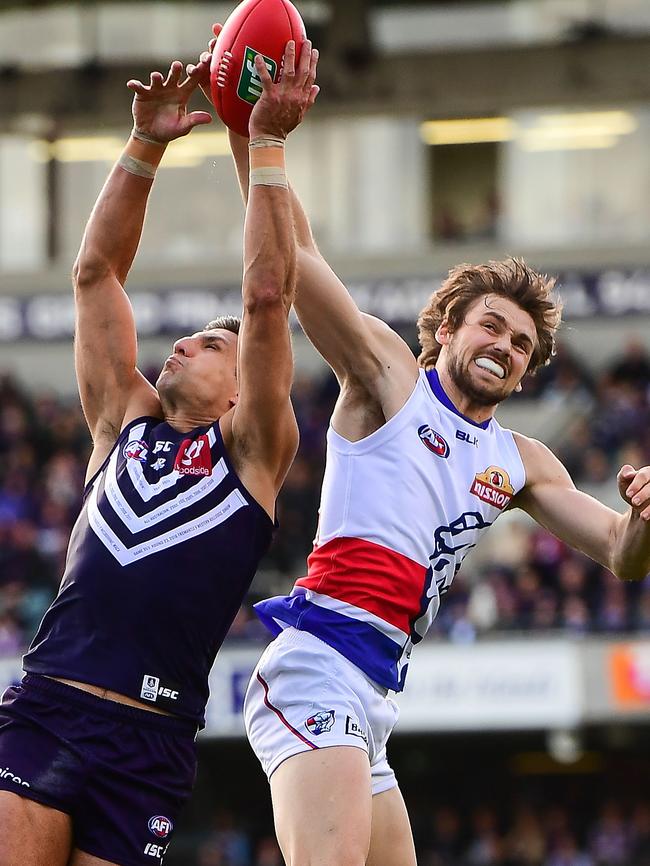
[24,415,274,726]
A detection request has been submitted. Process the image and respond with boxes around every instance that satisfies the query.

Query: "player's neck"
[163,413,216,432]
[434,366,497,425]
[160,401,220,433]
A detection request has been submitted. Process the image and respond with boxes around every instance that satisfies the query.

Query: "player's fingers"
[307,84,320,108]
[149,71,164,88]
[296,39,311,84]
[185,111,213,129]
[306,48,319,91]
[200,50,211,65]
[626,468,650,499]
[165,60,184,87]
[619,464,636,481]
[630,481,650,508]
[283,39,296,78]
[126,79,147,94]
[254,54,274,91]
[212,22,223,38]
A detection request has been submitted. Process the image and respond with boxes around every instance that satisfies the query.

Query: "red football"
[210,0,306,138]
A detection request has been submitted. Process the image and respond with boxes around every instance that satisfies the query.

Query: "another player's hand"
[248,39,319,140]
[186,24,223,105]
[618,464,650,521]
[127,60,213,143]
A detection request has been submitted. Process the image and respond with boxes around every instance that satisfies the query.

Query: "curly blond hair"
[416,257,562,374]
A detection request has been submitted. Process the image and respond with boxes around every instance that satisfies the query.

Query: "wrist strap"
[249,141,287,188]
[132,127,167,147]
[118,153,157,179]
[249,135,285,150]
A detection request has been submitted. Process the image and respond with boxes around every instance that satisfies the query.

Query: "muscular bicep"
[295,250,416,392]
[515,435,620,569]
[231,298,299,487]
[74,270,158,442]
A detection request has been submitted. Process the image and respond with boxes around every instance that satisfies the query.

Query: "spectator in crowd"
[0,330,649,656]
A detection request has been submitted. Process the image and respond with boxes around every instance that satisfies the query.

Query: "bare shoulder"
[218,406,295,519]
[84,372,161,484]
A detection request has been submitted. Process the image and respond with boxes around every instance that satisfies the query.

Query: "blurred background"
[1,0,650,863]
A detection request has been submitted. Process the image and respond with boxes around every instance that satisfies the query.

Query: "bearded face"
[439,295,537,408]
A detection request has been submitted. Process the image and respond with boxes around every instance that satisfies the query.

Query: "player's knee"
[283,838,367,866]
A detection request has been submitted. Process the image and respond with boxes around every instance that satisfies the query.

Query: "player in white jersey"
[227,135,650,866]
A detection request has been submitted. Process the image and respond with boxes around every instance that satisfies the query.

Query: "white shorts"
[244,627,400,796]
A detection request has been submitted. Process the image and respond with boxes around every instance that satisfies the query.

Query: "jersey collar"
[425,368,492,430]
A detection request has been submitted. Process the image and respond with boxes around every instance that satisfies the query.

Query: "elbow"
[72,249,114,294]
[242,278,291,315]
[243,261,296,314]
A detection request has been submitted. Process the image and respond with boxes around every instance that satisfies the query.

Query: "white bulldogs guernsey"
[255,368,525,692]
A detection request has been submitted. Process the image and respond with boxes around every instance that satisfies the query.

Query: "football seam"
[215,0,268,114]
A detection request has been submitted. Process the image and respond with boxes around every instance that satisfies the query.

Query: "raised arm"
[226,41,319,510]
[514,434,650,581]
[74,59,212,480]
[227,112,415,399]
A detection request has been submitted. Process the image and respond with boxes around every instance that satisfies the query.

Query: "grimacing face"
[155,329,239,415]
[440,294,538,407]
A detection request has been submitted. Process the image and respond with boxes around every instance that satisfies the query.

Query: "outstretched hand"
[127,60,213,143]
[618,464,650,521]
[249,39,319,140]
[186,23,222,104]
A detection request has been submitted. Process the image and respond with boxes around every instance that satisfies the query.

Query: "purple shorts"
[0,674,198,866]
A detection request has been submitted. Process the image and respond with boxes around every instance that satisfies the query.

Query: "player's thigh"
[270,745,373,866]
[0,791,72,866]
[367,786,417,866]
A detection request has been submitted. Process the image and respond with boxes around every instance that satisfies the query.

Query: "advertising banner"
[2,268,650,342]
[0,640,585,736]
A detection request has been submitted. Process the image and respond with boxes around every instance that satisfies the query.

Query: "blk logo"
[456,430,478,447]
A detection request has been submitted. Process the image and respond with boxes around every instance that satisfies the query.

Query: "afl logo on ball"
[148,815,173,838]
[123,439,149,463]
[418,425,450,458]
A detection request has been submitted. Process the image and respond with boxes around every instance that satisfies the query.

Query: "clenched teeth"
[475,357,505,379]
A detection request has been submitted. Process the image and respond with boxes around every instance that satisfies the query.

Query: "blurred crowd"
[177,797,650,866]
[0,336,649,656]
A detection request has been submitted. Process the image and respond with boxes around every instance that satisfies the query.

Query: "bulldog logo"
[305,709,335,736]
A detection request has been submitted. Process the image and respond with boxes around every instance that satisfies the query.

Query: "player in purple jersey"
[0,39,319,866]
[227,116,650,866]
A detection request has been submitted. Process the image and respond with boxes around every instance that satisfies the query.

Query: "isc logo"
[144,843,167,858]
[140,675,179,702]
[159,687,178,699]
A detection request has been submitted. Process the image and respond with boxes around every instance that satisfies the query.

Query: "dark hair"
[203,316,241,336]
[416,257,562,374]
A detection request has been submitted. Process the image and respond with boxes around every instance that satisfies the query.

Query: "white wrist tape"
[131,128,166,147]
[118,153,157,179]
[249,135,285,150]
[250,166,288,188]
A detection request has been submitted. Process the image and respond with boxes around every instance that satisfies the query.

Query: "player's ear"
[435,318,452,346]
